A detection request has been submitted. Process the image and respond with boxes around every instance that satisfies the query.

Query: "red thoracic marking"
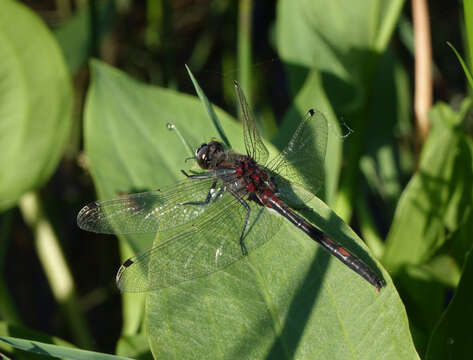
[246,183,255,192]
[260,189,276,206]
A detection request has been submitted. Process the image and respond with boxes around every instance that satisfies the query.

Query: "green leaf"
[463,0,473,85]
[146,197,416,359]
[0,321,73,359]
[381,100,473,353]
[54,0,117,74]
[275,0,406,225]
[185,64,231,149]
[116,334,153,360]
[449,138,473,269]
[83,62,417,359]
[276,0,405,111]
[0,336,132,360]
[365,53,410,209]
[425,245,473,360]
[0,0,73,211]
[446,42,473,91]
[356,53,412,259]
[382,99,472,272]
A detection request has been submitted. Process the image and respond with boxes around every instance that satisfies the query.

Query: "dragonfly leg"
[181,180,218,206]
[228,190,250,256]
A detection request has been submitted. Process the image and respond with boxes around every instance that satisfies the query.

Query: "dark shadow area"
[394,264,446,356]
[264,250,329,359]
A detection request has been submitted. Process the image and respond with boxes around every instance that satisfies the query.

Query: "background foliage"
[0,0,472,359]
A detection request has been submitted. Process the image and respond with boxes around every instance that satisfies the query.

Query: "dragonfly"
[77,81,384,292]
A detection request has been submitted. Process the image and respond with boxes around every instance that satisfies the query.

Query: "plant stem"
[412,0,432,148]
[19,192,93,349]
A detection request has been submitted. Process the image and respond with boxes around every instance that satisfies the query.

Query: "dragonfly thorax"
[195,141,225,169]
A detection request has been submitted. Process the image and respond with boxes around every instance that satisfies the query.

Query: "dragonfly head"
[196,141,224,169]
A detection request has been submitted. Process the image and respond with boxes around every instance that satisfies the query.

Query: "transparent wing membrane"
[266,109,328,199]
[233,81,269,165]
[116,189,282,292]
[77,177,220,234]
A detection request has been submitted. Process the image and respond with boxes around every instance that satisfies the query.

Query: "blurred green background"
[0,0,472,359]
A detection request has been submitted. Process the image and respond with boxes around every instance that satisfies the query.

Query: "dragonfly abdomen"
[264,196,385,291]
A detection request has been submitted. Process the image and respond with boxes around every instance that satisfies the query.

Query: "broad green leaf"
[84,61,416,359]
[116,333,152,360]
[382,100,472,272]
[443,136,473,234]
[0,321,73,359]
[420,255,461,288]
[357,52,411,259]
[0,0,73,211]
[276,0,405,111]
[0,336,132,360]
[146,197,416,359]
[394,264,448,354]
[449,137,473,269]
[382,100,472,353]
[364,52,410,210]
[425,245,473,360]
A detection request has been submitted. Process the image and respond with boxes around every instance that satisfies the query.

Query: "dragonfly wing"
[266,109,328,203]
[233,81,269,165]
[272,176,315,208]
[77,177,219,234]
[116,189,282,292]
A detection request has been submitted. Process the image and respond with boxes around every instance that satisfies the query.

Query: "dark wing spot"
[123,258,134,268]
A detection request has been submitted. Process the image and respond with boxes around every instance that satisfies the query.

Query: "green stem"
[375,0,405,51]
[464,0,473,78]
[19,193,93,349]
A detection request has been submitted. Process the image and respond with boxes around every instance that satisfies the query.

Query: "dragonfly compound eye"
[207,141,224,154]
[196,143,210,169]
[196,141,224,169]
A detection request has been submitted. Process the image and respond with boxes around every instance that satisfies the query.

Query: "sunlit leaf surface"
[0,0,73,210]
